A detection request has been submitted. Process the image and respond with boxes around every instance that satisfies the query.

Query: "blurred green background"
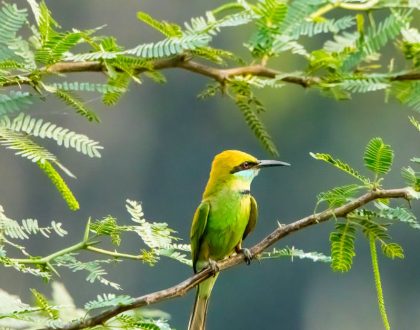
[1,1,420,329]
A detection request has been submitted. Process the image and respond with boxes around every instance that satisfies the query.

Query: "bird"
[188,150,290,330]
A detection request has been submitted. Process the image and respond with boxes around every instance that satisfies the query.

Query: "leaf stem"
[85,246,145,260]
[11,241,88,264]
[310,0,379,19]
[369,234,391,330]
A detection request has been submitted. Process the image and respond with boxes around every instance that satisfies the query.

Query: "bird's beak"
[257,160,291,168]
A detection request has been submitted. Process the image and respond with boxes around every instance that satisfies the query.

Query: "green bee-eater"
[188,150,290,330]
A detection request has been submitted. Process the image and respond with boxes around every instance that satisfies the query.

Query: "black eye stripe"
[230,161,258,173]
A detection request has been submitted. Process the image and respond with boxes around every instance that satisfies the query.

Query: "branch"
[47,187,414,330]
[2,54,420,90]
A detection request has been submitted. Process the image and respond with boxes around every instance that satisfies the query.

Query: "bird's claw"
[208,259,219,276]
[239,248,252,265]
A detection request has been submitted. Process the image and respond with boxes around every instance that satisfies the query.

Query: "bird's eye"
[242,161,250,169]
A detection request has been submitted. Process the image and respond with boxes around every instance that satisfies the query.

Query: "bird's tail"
[188,275,218,330]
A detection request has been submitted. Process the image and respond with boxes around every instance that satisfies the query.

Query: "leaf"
[123,34,211,58]
[3,113,103,158]
[31,289,59,320]
[90,216,122,246]
[363,137,394,175]
[54,90,100,122]
[137,11,182,37]
[401,166,420,191]
[0,92,32,116]
[260,247,331,263]
[126,199,176,250]
[330,221,356,272]
[317,184,362,208]
[53,254,122,290]
[339,78,389,93]
[290,16,356,39]
[376,204,420,229]
[342,11,409,70]
[0,126,57,163]
[48,81,125,94]
[310,152,370,184]
[84,294,134,311]
[409,116,420,131]
[0,3,28,47]
[381,242,404,259]
[230,80,279,156]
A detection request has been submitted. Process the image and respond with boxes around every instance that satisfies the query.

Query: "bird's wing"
[242,195,258,241]
[190,201,210,273]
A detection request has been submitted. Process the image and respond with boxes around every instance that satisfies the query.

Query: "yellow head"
[203,150,290,198]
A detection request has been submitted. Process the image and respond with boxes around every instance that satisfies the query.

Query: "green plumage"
[191,193,258,272]
[188,150,288,330]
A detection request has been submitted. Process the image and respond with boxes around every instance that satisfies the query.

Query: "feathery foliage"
[260,247,331,263]
[364,137,394,175]
[54,254,121,290]
[54,90,99,122]
[0,126,57,163]
[0,92,32,116]
[84,294,135,311]
[316,184,361,209]
[229,79,279,156]
[330,221,356,272]
[1,113,103,157]
[310,152,370,184]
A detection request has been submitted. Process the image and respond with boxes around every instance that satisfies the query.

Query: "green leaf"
[124,34,211,58]
[401,166,420,191]
[1,113,103,158]
[137,11,182,37]
[339,78,389,93]
[48,81,125,94]
[0,126,57,163]
[408,116,420,131]
[363,137,394,175]
[376,204,420,229]
[310,152,370,184]
[330,221,356,272]
[381,242,404,259]
[102,72,131,106]
[0,91,32,116]
[90,216,122,246]
[54,90,100,122]
[342,11,409,70]
[84,294,134,311]
[36,31,83,64]
[391,82,420,112]
[230,80,279,156]
[355,217,390,242]
[53,254,121,290]
[290,16,355,38]
[0,3,28,49]
[31,289,59,320]
[260,247,331,263]
[317,184,362,208]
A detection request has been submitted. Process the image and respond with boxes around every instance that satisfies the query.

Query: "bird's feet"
[208,258,219,276]
[238,248,253,265]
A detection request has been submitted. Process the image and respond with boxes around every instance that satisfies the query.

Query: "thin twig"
[45,187,413,330]
[3,56,419,90]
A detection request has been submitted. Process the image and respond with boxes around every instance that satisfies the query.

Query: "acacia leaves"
[311,137,394,189]
[364,137,394,175]
[312,137,416,274]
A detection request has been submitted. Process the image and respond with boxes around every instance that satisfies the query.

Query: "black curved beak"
[257,160,291,168]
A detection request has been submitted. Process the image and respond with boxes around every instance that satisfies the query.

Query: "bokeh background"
[1,1,420,329]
